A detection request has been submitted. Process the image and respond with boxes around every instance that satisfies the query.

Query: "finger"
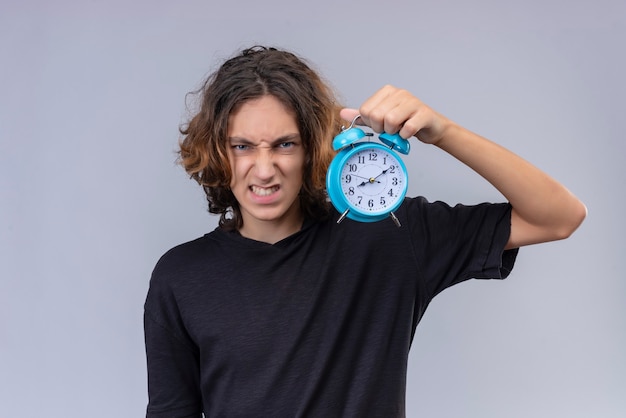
[378,88,424,135]
[397,108,426,139]
[359,86,396,133]
[339,108,360,124]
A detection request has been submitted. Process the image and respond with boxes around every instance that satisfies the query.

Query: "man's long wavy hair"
[179,46,343,231]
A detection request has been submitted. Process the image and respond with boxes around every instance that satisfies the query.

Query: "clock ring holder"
[326,115,411,227]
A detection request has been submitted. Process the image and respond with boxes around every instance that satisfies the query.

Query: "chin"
[251,203,301,223]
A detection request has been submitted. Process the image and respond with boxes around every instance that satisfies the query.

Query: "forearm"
[435,121,587,248]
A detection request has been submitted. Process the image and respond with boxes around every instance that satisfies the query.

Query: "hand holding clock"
[337,85,586,248]
[339,85,449,145]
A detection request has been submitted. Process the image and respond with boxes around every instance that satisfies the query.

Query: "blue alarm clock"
[326,115,411,227]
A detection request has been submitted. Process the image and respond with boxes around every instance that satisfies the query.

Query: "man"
[144,46,586,417]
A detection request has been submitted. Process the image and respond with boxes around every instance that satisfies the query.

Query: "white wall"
[1,1,624,416]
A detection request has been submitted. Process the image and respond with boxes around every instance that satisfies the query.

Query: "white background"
[1,0,624,417]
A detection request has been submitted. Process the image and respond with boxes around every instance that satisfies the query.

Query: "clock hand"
[373,167,390,180]
[351,173,382,187]
[357,166,392,186]
[350,173,374,181]
[357,177,382,187]
[358,167,391,187]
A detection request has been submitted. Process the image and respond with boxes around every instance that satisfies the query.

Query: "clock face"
[338,145,407,216]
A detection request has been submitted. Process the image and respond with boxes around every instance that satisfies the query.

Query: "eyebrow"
[228,133,301,146]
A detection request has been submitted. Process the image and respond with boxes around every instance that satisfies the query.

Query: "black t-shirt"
[144,197,518,417]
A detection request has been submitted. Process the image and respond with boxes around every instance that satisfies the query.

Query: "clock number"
[369,152,377,161]
[392,177,398,185]
[358,156,365,164]
[389,165,396,173]
[348,187,355,195]
[368,199,374,208]
[357,196,363,205]
[380,197,386,205]
[345,174,352,183]
[349,164,357,172]
[388,189,394,197]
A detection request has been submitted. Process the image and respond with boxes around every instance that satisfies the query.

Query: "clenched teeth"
[251,185,279,196]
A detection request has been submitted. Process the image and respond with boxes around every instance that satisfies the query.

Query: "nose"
[254,148,276,180]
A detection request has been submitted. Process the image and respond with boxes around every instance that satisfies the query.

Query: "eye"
[277,141,295,149]
[231,144,250,151]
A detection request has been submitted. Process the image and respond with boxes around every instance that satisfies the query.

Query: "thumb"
[339,108,360,124]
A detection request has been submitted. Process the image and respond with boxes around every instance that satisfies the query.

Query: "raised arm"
[341,85,587,249]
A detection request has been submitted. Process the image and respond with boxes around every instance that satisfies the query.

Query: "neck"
[239,217,304,244]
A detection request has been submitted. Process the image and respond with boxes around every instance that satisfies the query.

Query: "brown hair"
[179,46,343,230]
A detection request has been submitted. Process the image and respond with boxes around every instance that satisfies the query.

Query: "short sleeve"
[403,197,519,299]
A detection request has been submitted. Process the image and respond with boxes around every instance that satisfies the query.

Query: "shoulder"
[146,229,231,316]
[150,229,226,285]
[399,196,512,225]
